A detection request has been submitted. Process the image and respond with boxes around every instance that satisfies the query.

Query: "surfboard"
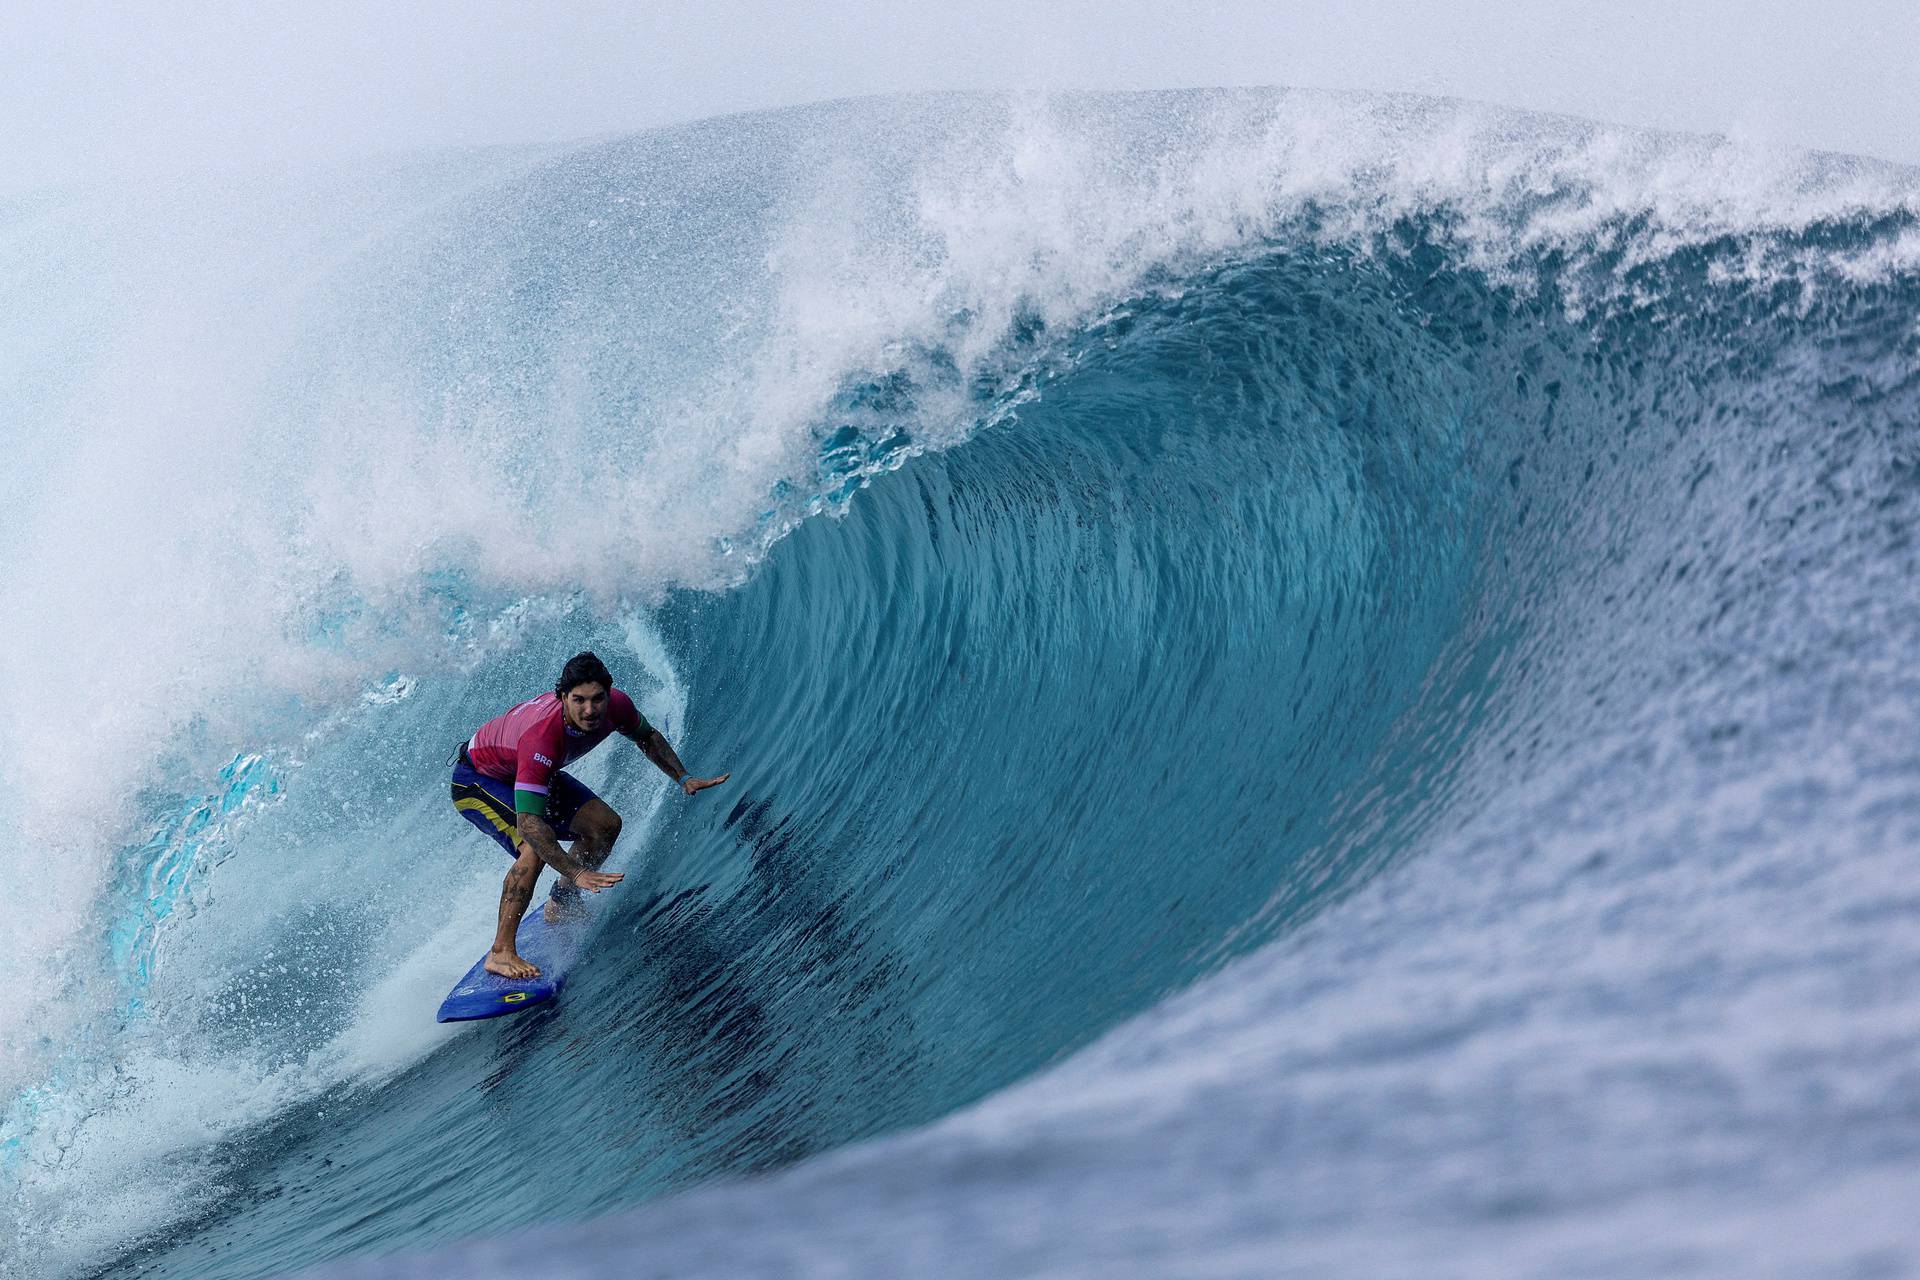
[436,893,591,1022]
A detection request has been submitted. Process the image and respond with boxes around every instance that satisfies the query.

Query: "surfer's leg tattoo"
[489,846,543,961]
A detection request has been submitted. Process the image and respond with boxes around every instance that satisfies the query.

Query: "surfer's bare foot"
[485,949,539,980]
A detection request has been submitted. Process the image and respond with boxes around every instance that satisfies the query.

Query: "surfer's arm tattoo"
[634,728,690,783]
[627,725,728,795]
[517,812,585,880]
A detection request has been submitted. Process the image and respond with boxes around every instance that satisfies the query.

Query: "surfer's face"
[562,682,609,732]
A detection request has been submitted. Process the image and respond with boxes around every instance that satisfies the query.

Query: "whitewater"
[2,89,1917,1279]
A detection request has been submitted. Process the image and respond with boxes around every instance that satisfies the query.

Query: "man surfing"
[452,651,728,979]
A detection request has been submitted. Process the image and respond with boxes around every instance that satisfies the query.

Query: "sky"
[5,0,1919,194]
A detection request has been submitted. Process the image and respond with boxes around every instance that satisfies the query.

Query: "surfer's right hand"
[568,868,624,892]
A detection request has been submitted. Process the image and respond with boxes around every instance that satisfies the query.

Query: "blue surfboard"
[436,894,592,1022]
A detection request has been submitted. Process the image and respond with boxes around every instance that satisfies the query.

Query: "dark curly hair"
[555,651,614,698]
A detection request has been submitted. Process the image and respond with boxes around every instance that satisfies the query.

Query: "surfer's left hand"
[682,773,730,795]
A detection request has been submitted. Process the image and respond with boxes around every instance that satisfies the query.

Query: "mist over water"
[4,90,1919,1279]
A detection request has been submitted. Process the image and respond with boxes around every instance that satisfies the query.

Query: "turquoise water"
[4,91,1919,1279]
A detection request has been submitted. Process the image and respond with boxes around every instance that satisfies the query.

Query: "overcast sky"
[6,0,1918,194]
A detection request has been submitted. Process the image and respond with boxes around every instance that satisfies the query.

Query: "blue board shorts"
[451,745,598,857]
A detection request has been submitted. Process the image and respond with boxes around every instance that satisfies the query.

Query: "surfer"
[451,651,729,979]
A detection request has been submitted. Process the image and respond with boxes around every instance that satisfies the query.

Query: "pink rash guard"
[466,689,652,816]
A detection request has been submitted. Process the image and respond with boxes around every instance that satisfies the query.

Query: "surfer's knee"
[578,800,621,843]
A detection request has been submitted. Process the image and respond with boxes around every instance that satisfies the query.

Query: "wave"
[3,90,1918,1278]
